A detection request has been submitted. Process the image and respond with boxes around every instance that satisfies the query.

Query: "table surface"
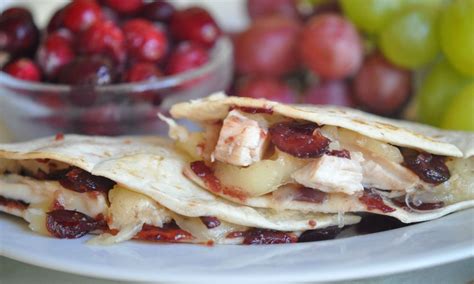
[1,256,473,284]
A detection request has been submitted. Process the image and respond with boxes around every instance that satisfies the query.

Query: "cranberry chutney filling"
[188,106,457,213]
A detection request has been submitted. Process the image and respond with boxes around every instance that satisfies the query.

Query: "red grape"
[236,77,297,103]
[354,53,412,115]
[302,80,354,107]
[234,16,301,77]
[246,0,300,21]
[299,14,362,80]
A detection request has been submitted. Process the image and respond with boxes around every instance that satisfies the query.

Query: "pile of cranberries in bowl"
[0,0,232,140]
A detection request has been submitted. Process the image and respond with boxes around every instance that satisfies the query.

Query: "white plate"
[1,209,473,282]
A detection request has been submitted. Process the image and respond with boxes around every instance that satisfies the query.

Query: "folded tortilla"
[169,93,474,223]
[0,135,359,245]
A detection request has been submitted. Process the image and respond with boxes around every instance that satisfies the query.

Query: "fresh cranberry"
[1,7,33,20]
[46,6,66,33]
[141,1,176,23]
[0,7,39,56]
[36,32,75,80]
[3,58,41,81]
[122,19,168,62]
[165,41,209,75]
[247,0,300,20]
[57,56,114,85]
[62,0,102,32]
[78,104,123,135]
[103,0,144,14]
[236,77,297,104]
[302,80,355,107]
[170,7,221,47]
[124,62,162,82]
[78,21,125,63]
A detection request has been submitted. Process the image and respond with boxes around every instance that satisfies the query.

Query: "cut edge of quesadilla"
[167,93,474,223]
[0,135,360,245]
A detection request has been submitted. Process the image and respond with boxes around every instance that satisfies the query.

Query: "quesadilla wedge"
[169,93,474,223]
[0,135,360,245]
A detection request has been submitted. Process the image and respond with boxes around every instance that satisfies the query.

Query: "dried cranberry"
[0,7,39,56]
[190,161,247,201]
[236,77,298,104]
[104,0,144,14]
[243,229,297,245]
[293,187,327,203]
[200,216,221,229]
[36,32,75,80]
[391,197,445,211]
[326,149,351,159]
[122,19,168,62]
[269,121,330,158]
[359,188,395,213]
[141,1,176,23]
[46,209,101,239]
[46,6,66,33]
[298,226,341,242]
[231,106,274,114]
[247,0,300,20]
[165,41,209,75]
[135,224,193,242]
[62,0,103,32]
[59,167,116,193]
[170,7,221,47]
[78,20,125,63]
[401,149,450,185]
[355,214,408,234]
[57,56,115,86]
[3,58,41,81]
[0,196,29,211]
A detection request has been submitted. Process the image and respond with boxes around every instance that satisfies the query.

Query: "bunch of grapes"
[233,0,473,131]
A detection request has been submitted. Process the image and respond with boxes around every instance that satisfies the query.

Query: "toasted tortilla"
[170,93,474,223]
[0,135,359,242]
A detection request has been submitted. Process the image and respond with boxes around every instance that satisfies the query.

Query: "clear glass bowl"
[0,38,233,141]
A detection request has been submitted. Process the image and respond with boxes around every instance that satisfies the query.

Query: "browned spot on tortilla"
[308,220,317,228]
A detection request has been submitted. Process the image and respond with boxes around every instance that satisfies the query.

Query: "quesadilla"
[169,93,474,223]
[0,135,360,245]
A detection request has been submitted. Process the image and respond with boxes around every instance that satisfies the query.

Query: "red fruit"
[47,6,66,33]
[62,0,102,32]
[124,62,162,82]
[0,7,39,56]
[57,56,114,86]
[354,53,411,115]
[247,0,300,20]
[122,19,168,62]
[234,16,301,77]
[3,58,41,81]
[104,0,144,14]
[300,14,362,80]
[166,41,209,75]
[170,7,221,47]
[142,1,176,23]
[36,32,75,80]
[236,77,297,103]
[302,80,354,107]
[78,21,125,63]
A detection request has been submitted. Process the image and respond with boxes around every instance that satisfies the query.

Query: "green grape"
[401,0,447,11]
[418,58,473,126]
[440,0,474,76]
[441,83,474,131]
[379,7,440,69]
[340,0,402,34]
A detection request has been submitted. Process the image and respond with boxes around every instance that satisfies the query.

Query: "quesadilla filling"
[0,157,351,244]
[180,107,473,216]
